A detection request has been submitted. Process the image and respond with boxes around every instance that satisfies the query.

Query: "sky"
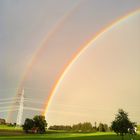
[47,13,140,125]
[0,0,140,125]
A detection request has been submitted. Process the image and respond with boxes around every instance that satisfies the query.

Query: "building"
[0,118,6,125]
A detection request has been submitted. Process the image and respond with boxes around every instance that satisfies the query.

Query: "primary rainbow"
[43,9,140,118]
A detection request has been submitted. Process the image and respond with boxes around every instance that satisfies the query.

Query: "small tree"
[23,118,34,133]
[111,109,135,140]
[98,123,105,132]
[81,122,93,132]
[33,115,47,133]
[104,124,109,132]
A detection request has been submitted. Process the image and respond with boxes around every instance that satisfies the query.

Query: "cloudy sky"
[0,0,140,125]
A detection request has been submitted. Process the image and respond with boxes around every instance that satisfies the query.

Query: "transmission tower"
[16,89,24,126]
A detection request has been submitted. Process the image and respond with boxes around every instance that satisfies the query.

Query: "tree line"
[22,116,111,134]
[22,108,138,140]
[49,122,110,132]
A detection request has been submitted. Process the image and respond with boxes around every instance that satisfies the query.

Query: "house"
[28,127,39,133]
[0,118,6,125]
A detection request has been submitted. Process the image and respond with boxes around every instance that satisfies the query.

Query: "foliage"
[49,122,110,133]
[111,109,136,140]
[98,123,105,132]
[49,125,72,131]
[104,124,110,132]
[98,123,109,132]
[23,118,34,133]
[22,115,47,134]
[72,122,93,132]
[33,115,47,133]
[49,122,93,132]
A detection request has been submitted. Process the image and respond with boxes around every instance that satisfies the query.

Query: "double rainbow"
[8,5,140,121]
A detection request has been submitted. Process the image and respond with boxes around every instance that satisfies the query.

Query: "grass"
[0,131,139,140]
[0,125,23,136]
[0,125,139,140]
[0,125,22,131]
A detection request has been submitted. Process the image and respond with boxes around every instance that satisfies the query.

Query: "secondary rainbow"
[7,0,84,122]
[43,9,140,118]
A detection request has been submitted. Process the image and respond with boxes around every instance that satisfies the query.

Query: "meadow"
[0,133,140,140]
[0,127,140,140]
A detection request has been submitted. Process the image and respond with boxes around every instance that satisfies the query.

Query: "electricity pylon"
[16,89,24,126]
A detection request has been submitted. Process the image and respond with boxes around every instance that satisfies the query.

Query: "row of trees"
[49,125,72,131]
[49,122,110,132]
[22,109,137,140]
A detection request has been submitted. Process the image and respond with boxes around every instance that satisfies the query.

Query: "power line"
[24,87,48,92]
[24,99,45,105]
[0,109,18,113]
[0,106,19,109]
[24,106,43,112]
[0,101,18,105]
[0,98,20,101]
[0,88,17,91]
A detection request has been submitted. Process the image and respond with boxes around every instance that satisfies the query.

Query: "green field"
[0,131,140,140]
[0,125,21,131]
[0,125,140,140]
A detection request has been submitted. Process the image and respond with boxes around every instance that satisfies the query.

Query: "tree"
[111,109,135,140]
[98,123,105,132]
[33,115,47,133]
[72,123,82,132]
[98,123,109,132]
[81,122,93,132]
[22,115,47,134]
[23,118,34,133]
[104,124,109,132]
